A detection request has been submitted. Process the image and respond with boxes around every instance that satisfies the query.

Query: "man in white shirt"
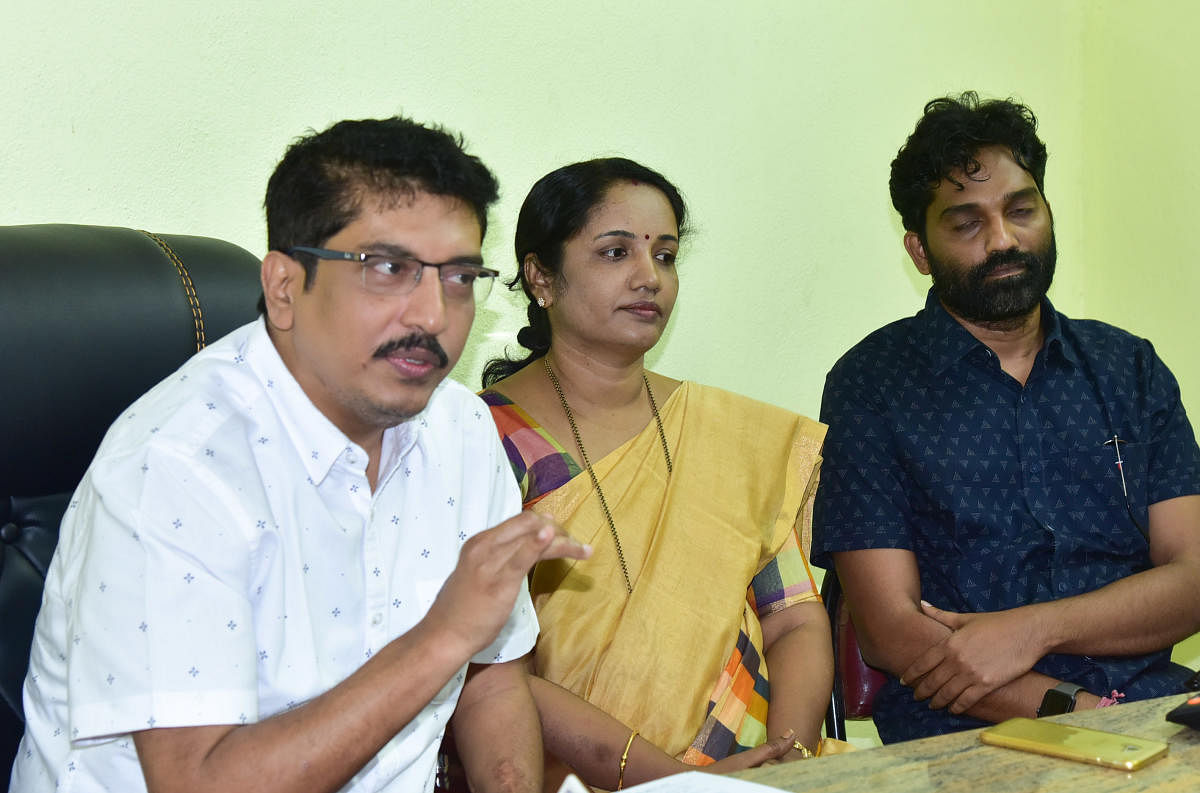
[12,116,590,793]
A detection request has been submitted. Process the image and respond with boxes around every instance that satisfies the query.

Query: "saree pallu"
[484,382,825,761]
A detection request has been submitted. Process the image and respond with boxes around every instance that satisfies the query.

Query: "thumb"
[920,599,963,628]
[704,730,794,773]
[758,729,798,761]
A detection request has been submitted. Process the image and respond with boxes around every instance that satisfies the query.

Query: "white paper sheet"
[556,771,789,793]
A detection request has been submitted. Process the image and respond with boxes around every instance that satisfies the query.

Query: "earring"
[537,297,547,308]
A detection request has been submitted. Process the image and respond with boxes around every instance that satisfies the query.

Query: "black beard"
[928,234,1057,323]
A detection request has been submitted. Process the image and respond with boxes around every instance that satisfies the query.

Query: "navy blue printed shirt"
[813,289,1200,742]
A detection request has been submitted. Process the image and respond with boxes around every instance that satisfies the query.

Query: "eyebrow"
[361,241,485,267]
[939,187,1043,219]
[592,229,680,243]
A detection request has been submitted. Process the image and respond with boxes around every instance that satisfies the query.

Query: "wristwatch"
[1037,682,1085,717]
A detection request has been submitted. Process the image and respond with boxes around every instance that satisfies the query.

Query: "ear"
[261,250,302,331]
[903,231,933,276]
[523,254,555,303]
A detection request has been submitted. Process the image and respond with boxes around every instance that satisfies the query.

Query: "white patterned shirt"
[12,320,536,793]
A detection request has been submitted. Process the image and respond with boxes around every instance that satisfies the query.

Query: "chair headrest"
[0,224,262,496]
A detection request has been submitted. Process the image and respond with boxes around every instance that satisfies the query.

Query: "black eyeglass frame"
[285,246,499,300]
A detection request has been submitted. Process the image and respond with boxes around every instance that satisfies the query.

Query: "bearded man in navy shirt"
[812,92,1200,743]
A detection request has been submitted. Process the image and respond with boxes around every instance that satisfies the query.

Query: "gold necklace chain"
[543,357,672,594]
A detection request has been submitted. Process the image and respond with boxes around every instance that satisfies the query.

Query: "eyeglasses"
[287,246,499,302]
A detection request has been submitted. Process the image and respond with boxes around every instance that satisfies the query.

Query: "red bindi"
[631,179,640,186]
[644,234,650,240]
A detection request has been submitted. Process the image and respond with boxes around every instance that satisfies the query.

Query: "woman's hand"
[700,730,798,774]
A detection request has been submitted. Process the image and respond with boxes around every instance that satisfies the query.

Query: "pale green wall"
[1078,0,1200,688]
[1081,0,1200,436]
[3,0,1198,747]
[1,0,1093,416]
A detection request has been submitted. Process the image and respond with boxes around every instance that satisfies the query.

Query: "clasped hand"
[900,601,1046,714]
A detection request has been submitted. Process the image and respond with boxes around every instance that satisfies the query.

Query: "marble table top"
[732,694,1200,792]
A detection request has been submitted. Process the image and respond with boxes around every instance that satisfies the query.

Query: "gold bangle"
[617,729,638,790]
[792,739,814,759]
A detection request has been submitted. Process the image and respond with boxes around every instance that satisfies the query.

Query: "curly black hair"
[889,92,1048,235]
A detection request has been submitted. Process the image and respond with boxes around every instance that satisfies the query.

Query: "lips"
[984,263,1027,279]
[620,301,662,319]
[384,348,440,377]
[372,333,450,378]
[978,251,1037,281]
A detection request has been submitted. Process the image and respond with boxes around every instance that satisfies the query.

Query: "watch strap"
[1037,682,1085,717]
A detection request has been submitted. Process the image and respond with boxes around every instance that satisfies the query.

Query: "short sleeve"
[482,391,581,508]
[65,447,260,740]
[747,526,820,618]
[811,352,917,569]
[1142,341,1200,504]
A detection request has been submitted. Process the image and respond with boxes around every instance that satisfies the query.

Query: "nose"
[986,215,1019,254]
[628,249,662,292]
[396,264,450,334]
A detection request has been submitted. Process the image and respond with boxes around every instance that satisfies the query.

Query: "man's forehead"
[929,146,1038,207]
[345,190,481,239]
[352,182,455,214]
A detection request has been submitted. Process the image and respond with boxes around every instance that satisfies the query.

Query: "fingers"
[759,730,798,763]
[704,730,794,773]
[428,513,591,658]
[909,654,1000,712]
[900,602,961,686]
[919,600,963,629]
[911,661,954,702]
[482,515,589,572]
[926,673,973,711]
[485,512,589,558]
[485,510,560,544]
[453,515,590,603]
[899,645,945,689]
[908,662,1005,713]
[539,532,592,561]
[946,684,988,714]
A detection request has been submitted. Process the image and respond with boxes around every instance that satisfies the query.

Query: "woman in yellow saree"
[479,158,832,790]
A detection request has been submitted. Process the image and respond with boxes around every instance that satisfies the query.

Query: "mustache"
[976,247,1042,278]
[372,333,450,369]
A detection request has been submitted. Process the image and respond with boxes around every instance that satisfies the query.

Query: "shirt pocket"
[1063,439,1150,554]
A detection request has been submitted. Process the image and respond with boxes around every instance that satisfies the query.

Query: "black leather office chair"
[822,568,887,742]
[0,224,261,782]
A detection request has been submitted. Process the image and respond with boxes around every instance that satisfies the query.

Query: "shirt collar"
[916,289,984,376]
[917,288,1078,375]
[241,320,418,486]
[1039,299,1080,368]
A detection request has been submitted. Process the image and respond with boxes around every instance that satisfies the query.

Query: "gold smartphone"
[980,717,1168,771]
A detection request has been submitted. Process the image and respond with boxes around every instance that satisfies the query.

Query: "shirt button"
[371,613,383,627]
